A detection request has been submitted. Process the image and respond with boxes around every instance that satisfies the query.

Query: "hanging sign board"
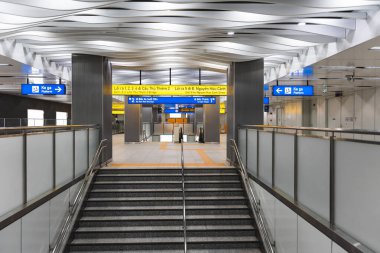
[272,85,314,96]
[127,96,216,104]
[113,85,227,96]
[21,84,66,95]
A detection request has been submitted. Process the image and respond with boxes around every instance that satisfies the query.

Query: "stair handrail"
[50,139,108,253]
[230,139,276,253]
[180,128,187,253]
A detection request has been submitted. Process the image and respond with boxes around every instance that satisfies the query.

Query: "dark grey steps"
[66,167,261,252]
[187,236,259,250]
[85,196,247,207]
[89,189,182,198]
[69,237,184,251]
[92,181,181,189]
[82,205,250,216]
[73,225,255,239]
[95,174,182,181]
[78,215,183,227]
[98,169,181,174]
[186,180,242,189]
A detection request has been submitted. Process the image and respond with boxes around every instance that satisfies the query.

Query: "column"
[227,59,264,160]
[71,54,112,162]
[204,97,220,143]
[124,99,142,143]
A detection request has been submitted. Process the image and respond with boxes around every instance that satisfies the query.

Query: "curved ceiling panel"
[0,0,379,75]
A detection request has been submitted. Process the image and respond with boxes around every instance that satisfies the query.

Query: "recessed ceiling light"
[0,63,12,66]
[298,22,306,26]
[370,47,380,50]
[227,31,235,36]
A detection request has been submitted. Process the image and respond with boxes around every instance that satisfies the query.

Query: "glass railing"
[237,125,379,253]
[0,125,101,253]
[0,118,72,127]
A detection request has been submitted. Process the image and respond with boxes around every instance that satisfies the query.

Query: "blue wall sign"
[128,97,216,104]
[21,84,66,95]
[264,97,270,105]
[272,85,314,96]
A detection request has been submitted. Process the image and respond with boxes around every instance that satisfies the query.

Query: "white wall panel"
[0,136,23,216]
[75,130,88,177]
[298,136,330,220]
[335,141,380,252]
[88,128,99,166]
[298,216,331,253]
[253,181,275,240]
[332,242,348,253]
[69,180,83,206]
[0,220,21,253]
[275,200,297,253]
[56,131,74,186]
[247,129,258,176]
[274,133,294,198]
[49,190,70,245]
[258,131,272,185]
[27,134,54,201]
[328,97,342,129]
[238,128,247,167]
[22,203,50,253]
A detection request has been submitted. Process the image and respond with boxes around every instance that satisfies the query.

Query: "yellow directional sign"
[112,85,227,96]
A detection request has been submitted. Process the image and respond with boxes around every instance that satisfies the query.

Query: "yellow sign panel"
[112,110,124,115]
[220,108,226,114]
[112,103,124,110]
[112,85,227,96]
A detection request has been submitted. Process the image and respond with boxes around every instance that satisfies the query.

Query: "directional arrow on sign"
[55,87,62,92]
[276,88,282,94]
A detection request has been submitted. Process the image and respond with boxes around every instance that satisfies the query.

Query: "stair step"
[96,174,182,181]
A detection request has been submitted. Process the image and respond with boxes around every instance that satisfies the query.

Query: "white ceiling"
[267,35,380,103]
[1,0,379,73]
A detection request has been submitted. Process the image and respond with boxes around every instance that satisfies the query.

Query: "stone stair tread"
[186,180,241,183]
[76,226,183,232]
[188,236,258,243]
[69,251,182,253]
[80,214,251,221]
[97,173,181,177]
[93,181,181,184]
[186,196,246,200]
[91,189,182,192]
[188,249,262,253]
[185,173,238,176]
[84,205,248,211]
[186,188,243,192]
[80,215,183,221]
[87,197,183,201]
[75,225,254,233]
[70,237,184,245]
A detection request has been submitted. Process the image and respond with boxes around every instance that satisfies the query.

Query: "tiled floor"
[110,134,228,168]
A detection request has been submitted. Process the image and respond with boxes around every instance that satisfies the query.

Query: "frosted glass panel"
[238,128,247,167]
[75,130,88,177]
[275,200,297,253]
[0,220,21,253]
[69,180,83,206]
[298,216,332,253]
[258,131,272,185]
[27,134,53,201]
[89,128,99,165]
[274,133,294,198]
[298,136,330,220]
[247,129,258,176]
[22,203,50,253]
[56,131,73,186]
[50,190,70,245]
[335,141,380,252]
[0,136,23,216]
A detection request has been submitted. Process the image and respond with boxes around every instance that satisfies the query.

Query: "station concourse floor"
[109,134,228,168]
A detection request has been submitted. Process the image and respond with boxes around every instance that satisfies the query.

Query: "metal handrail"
[230,139,276,253]
[0,124,97,132]
[51,138,108,253]
[180,128,187,253]
[241,124,380,136]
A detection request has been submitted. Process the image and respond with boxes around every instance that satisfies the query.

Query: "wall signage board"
[127,96,216,104]
[113,85,227,96]
[264,97,269,105]
[21,84,66,95]
[272,85,314,96]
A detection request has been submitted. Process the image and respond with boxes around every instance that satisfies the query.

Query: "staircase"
[65,168,263,252]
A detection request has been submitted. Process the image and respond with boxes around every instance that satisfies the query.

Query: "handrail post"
[294,130,298,202]
[329,132,335,227]
[180,127,187,253]
[23,130,27,204]
[53,129,56,189]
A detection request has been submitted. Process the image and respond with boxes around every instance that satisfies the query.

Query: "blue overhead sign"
[272,85,314,96]
[128,97,216,104]
[264,97,269,105]
[21,84,66,95]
